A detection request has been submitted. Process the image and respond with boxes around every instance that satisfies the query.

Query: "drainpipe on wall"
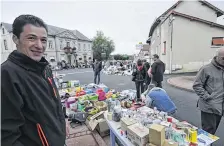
[169,16,175,74]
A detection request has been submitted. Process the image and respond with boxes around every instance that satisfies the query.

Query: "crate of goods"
[87,93,98,101]
[149,124,165,146]
[127,123,149,146]
[94,101,107,111]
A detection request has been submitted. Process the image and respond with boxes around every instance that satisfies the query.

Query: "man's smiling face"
[13,24,47,61]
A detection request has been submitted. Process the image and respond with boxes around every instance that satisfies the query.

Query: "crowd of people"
[132,54,165,101]
[1,14,224,146]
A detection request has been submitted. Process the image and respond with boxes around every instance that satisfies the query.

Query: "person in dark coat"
[1,15,66,146]
[193,48,224,135]
[151,54,165,88]
[93,59,102,84]
[132,59,147,101]
[144,61,151,90]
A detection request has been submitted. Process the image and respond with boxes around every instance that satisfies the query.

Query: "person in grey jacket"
[93,59,102,84]
[193,48,224,135]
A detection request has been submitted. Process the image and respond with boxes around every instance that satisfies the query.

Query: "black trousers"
[201,111,222,135]
[94,71,100,84]
[152,80,162,88]
[135,82,144,100]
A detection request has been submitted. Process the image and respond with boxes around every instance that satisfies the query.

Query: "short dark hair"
[137,59,142,66]
[12,14,48,38]
[153,54,159,59]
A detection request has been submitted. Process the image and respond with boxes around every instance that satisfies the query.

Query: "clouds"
[1,1,224,55]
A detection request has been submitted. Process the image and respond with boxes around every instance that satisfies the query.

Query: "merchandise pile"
[109,106,219,146]
[102,65,133,76]
[57,79,219,146]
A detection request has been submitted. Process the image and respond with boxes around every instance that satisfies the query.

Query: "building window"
[2,28,5,34]
[83,44,86,51]
[4,40,8,50]
[211,37,224,46]
[49,41,53,49]
[79,58,82,60]
[88,44,91,51]
[67,42,70,47]
[78,43,81,51]
[162,41,166,55]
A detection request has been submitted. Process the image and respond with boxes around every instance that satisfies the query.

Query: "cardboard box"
[127,123,149,146]
[121,117,137,132]
[95,119,110,137]
[149,124,165,146]
[163,140,178,146]
[86,111,106,131]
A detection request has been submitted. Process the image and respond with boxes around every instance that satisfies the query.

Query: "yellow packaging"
[189,129,197,143]
[75,86,83,92]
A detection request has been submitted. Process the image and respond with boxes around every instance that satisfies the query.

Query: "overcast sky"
[1,0,224,55]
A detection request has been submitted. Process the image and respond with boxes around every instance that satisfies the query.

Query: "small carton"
[121,117,137,132]
[149,124,165,146]
[127,123,149,146]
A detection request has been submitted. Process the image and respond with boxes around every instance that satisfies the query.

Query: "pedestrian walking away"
[132,59,147,101]
[1,15,66,146]
[151,54,165,88]
[193,47,224,135]
[93,59,102,84]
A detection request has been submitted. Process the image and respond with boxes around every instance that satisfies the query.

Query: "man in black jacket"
[151,54,165,88]
[93,59,102,84]
[1,15,66,146]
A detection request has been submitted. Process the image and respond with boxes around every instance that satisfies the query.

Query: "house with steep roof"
[146,0,224,73]
[1,22,93,65]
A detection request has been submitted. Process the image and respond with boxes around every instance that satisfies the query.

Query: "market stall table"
[104,111,134,146]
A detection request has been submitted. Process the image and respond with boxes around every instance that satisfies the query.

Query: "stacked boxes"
[121,117,137,133]
[149,124,165,146]
[127,123,149,146]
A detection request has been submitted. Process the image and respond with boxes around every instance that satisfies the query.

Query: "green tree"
[113,54,129,60]
[92,31,115,60]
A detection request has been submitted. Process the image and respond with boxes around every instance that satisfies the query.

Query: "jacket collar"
[8,50,49,73]
[211,56,224,71]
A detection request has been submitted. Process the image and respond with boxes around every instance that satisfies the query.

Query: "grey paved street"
[55,68,224,146]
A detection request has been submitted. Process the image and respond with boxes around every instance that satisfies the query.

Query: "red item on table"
[167,117,172,123]
[96,89,106,101]
[76,91,86,97]
[189,142,198,146]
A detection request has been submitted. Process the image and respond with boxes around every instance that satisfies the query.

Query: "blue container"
[85,89,93,94]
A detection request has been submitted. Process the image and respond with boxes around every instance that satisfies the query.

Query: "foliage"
[113,54,129,60]
[92,31,115,60]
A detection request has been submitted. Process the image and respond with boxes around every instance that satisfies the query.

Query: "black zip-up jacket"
[151,59,165,82]
[1,50,66,146]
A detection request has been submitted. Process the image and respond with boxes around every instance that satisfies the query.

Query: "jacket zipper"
[42,69,61,121]
[37,123,49,146]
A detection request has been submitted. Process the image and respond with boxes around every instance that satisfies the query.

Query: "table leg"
[110,129,115,146]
